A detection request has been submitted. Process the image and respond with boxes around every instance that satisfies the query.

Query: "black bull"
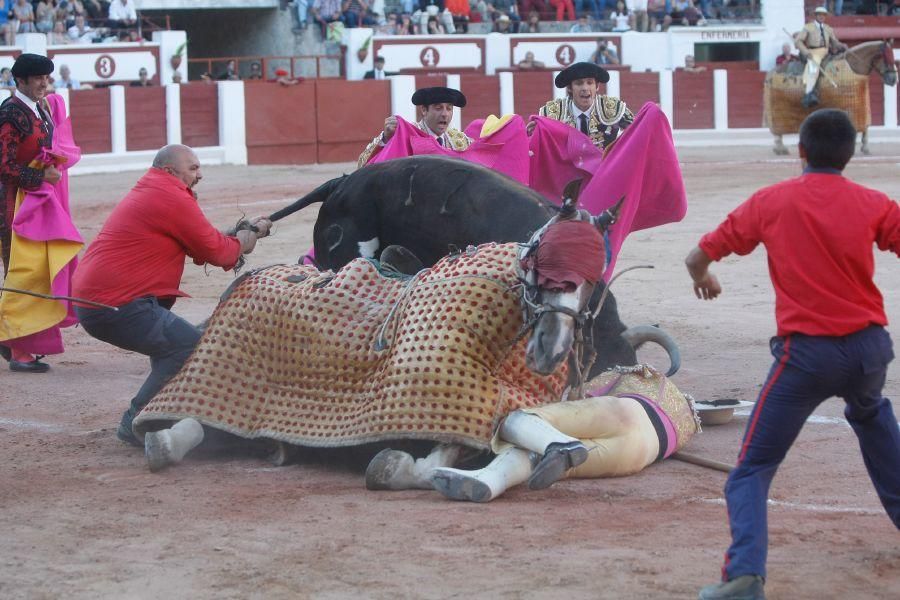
[265,156,680,378]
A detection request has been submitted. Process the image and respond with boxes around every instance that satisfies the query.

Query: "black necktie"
[579,114,589,135]
[437,137,444,147]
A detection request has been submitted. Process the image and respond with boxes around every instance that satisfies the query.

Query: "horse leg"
[365,444,461,490]
[432,448,537,503]
[773,134,789,155]
[861,130,870,155]
[144,418,205,472]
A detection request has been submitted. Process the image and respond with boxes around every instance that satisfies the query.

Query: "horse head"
[846,40,898,86]
[517,180,622,375]
[878,40,898,86]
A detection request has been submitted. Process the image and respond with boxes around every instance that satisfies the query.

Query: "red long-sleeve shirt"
[73,168,241,307]
[700,172,900,337]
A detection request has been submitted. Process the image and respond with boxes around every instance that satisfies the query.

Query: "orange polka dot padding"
[133,243,569,450]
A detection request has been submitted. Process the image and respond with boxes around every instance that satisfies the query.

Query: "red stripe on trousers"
[738,336,792,464]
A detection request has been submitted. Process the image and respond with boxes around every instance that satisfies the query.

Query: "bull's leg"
[499,411,589,490]
[861,130,870,155]
[144,418,204,472]
[773,135,789,156]
[432,448,537,502]
[365,444,461,490]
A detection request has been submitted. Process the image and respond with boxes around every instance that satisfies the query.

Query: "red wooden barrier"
[459,74,499,129]
[869,73,885,127]
[180,84,219,148]
[513,71,553,117]
[69,88,111,154]
[619,72,660,113]
[245,82,318,165]
[316,79,391,163]
[727,70,766,129]
[124,86,167,151]
[673,70,714,129]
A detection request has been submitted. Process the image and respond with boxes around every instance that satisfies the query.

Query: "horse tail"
[268,175,348,222]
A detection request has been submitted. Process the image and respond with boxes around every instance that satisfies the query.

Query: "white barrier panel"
[165,83,182,145]
[509,35,620,71]
[373,37,485,72]
[109,85,126,154]
[48,44,159,86]
[713,69,728,131]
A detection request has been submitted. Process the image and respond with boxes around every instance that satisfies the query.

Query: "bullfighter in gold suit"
[794,6,848,108]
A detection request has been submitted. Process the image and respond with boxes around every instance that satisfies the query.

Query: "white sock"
[499,411,579,456]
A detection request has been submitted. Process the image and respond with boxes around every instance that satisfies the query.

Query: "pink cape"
[4,93,83,354]
[366,115,531,185]
[527,116,604,204]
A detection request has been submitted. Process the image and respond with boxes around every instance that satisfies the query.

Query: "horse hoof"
[365,448,414,490]
[268,441,297,466]
[432,468,493,502]
[528,441,588,490]
[861,147,871,156]
[145,430,173,473]
[773,147,789,156]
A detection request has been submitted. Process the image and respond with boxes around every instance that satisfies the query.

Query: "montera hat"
[11,53,54,79]
[411,86,467,108]
[554,61,610,88]
[814,6,828,14]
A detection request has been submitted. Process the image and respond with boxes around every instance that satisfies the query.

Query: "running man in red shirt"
[73,144,272,447]
[686,109,900,600]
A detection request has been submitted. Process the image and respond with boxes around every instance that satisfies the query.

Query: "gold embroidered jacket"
[357,121,473,169]
[538,96,634,151]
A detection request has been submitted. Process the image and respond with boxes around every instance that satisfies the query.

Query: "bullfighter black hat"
[554,62,610,88]
[11,53,54,80]
[411,86,467,108]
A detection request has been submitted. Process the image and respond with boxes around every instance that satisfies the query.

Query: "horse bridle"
[873,41,897,77]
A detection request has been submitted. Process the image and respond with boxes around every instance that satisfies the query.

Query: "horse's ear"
[593,196,625,232]
[560,179,584,217]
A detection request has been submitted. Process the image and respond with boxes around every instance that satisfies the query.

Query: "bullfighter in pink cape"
[0,53,82,373]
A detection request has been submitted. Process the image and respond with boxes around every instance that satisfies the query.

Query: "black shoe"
[801,92,819,108]
[0,345,11,362]
[698,575,766,600]
[527,441,589,490]
[9,358,50,373]
[116,421,142,447]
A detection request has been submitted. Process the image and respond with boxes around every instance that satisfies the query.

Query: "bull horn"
[621,324,681,377]
[593,196,625,232]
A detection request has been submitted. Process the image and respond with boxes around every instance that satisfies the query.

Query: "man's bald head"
[153,144,202,189]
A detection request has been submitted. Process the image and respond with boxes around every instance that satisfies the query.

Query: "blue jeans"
[76,297,201,435]
[722,326,900,580]
[575,0,605,19]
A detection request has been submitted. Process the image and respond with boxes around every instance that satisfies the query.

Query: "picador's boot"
[432,447,538,502]
[497,411,589,490]
[366,444,461,490]
[801,91,819,108]
[698,575,766,600]
[144,418,204,472]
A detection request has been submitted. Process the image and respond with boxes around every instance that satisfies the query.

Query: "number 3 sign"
[94,55,116,78]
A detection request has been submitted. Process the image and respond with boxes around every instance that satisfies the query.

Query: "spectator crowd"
[0,0,145,46]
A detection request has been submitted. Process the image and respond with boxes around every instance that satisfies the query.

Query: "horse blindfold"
[523,220,605,291]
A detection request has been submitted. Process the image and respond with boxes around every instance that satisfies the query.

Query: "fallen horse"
[133,195,699,497]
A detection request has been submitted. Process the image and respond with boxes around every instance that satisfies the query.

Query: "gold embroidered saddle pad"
[134,243,568,450]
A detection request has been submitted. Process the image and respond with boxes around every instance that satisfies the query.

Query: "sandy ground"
[2,145,899,600]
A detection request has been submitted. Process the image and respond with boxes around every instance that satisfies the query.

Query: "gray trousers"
[76,297,201,434]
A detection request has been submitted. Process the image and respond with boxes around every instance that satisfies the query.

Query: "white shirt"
[68,24,95,43]
[373,68,385,80]
[418,119,450,146]
[57,77,81,90]
[109,0,137,21]
[14,89,43,120]
[570,101,591,124]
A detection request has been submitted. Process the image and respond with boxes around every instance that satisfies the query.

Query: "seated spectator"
[81,0,105,20]
[493,13,512,33]
[311,0,343,39]
[68,14,97,42]
[682,54,706,72]
[49,20,72,44]
[517,51,546,69]
[130,67,152,87]
[342,0,377,28]
[0,67,15,88]
[218,60,239,81]
[200,72,215,84]
[775,42,800,70]
[248,62,263,80]
[630,0,648,31]
[445,0,469,32]
[648,0,671,31]
[426,14,446,33]
[576,0,604,21]
[12,0,36,34]
[519,10,540,32]
[591,39,619,64]
[35,0,55,33]
[55,64,81,89]
[379,11,399,33]
[364,56,397,79]
[570,14,592,33]
[397,12,416,33]
[414,0,455,34]
[552,0,576,22]
[400,0,416,13]
[272,68,303,86]
[370,0,387,24]
[486,0,520,31]
[672,0,705,25]
[0,0,12,46]
[293,0,310,30]
[107,0,137,33]
[610,0,630,31]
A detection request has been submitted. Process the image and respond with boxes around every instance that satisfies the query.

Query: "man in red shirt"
[686,109,900,600]
[73,144,272,447]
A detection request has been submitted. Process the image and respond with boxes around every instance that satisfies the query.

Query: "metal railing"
[187,55,341,81]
